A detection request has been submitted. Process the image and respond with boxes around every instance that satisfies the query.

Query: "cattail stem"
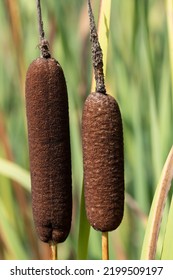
[36,0,45,41]
[49,242,58,260]
[35,0,51,58]
[102,232,109,260]
[87,0,106,94]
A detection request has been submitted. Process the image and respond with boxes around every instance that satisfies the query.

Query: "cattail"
[25,0,72,245]
[82,0,124,233]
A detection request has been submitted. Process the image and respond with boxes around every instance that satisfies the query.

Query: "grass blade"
[166,0,173,110]
[0,158,31,191]
[161,194,173,259]
[77,183,90,260]
[141,146,173,259]
[0,199,28,259]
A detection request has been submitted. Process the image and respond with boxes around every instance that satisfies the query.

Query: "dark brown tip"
[82,92,124,232]
[87,0,106,94]
[25,58,72,243]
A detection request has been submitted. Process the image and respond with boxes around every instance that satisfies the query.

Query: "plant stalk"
[35,0,51,58]
[102,232,109,260]
[49,242,58,260]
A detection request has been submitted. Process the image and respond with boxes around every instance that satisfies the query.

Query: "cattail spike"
[82,93,124,232]
[26,1,72,246]
[87,0,106,94]
[83,0,124,235]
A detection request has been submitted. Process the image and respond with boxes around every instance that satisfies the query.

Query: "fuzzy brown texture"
[25,58,72,243]
[82,92,124,232]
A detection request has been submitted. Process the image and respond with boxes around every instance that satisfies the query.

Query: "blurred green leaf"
[77,183,90,260]
[0,158,30,192]
[161,194,173,259]
[0,199,28,259]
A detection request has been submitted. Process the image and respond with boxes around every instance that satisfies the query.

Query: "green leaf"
[166,0,173,110]
[77,183,90,260]
[0,158,31,192]
[0,199,28,259]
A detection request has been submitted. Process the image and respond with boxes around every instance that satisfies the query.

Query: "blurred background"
[0,0,172,260]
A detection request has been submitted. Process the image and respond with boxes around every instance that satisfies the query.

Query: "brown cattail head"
[25,57,72,243]
[82,92,124,232]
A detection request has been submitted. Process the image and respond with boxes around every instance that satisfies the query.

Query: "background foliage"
[0,0,172,260]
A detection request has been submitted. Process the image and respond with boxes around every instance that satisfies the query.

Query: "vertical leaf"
[141,146,173,259]
[77,183,90,259]
[161,193,173,259]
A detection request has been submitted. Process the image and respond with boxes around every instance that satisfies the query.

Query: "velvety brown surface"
[25,58,72,243]
[82,92,124,232]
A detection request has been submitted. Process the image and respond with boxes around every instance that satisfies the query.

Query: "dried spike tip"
[87,0,106,94]
[25,0,72,244]
[82,0,124,232]
[36,0,51,58]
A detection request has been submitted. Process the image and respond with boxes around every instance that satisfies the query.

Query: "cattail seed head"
[82,92,124,232]
[25,57,72,243]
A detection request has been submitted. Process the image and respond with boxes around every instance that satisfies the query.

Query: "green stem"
[166,0,173,110]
